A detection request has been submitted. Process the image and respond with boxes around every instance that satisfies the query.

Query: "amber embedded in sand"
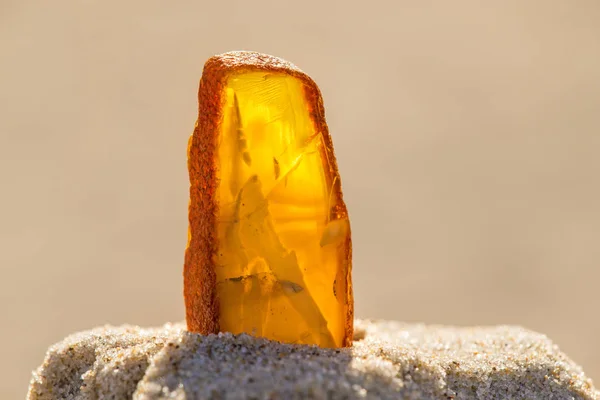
[185,52,352,348]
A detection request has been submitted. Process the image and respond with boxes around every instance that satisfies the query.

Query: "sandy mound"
[28,320,598,399]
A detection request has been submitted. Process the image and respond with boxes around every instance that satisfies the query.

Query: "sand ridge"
[28,320,598,399]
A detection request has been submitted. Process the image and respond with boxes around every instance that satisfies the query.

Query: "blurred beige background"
[2,1,599,398]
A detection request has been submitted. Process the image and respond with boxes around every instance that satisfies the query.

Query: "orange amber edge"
[184,51,353,347]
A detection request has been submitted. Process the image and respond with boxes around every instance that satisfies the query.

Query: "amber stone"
[184,51,353,348]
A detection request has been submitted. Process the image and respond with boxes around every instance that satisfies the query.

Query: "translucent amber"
[185,52,353,348]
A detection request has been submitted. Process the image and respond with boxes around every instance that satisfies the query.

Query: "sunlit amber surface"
[215,72,350,347]
[184,52,352,348]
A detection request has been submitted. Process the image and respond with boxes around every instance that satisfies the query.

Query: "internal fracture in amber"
[185,52,353,348]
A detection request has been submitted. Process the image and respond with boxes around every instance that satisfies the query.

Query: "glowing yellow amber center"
[215,72,349,347]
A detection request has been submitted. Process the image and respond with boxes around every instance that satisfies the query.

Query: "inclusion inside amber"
[215,72,349,347]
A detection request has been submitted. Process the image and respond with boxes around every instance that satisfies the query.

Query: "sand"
[27,320,598,399]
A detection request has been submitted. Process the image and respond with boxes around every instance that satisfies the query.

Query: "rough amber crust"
[184,51,353,347]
